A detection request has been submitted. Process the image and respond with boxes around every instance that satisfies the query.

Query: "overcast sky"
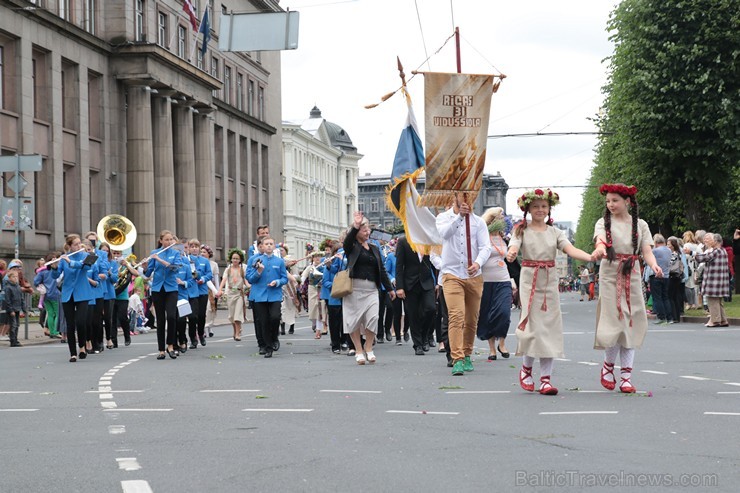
[280,0,620,227]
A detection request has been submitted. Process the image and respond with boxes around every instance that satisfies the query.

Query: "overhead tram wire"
[414,0,432,71]
[488,131,613,139]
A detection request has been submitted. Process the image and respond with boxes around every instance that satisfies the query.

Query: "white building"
[281,106,360,258]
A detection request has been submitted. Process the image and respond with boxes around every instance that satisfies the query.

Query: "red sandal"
[519,365,534,392]
[619,367,636,393]
[601,362,616,391]
[539,376,558,395]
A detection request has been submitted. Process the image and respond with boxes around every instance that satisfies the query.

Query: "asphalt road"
[1,292,738,492]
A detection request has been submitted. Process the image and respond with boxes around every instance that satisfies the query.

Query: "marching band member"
[247,236,288,358]
[188,239,212,348]
[146,230,183,360]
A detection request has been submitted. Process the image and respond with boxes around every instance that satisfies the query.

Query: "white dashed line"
[99,394,114,400]
[540,411,618,415]
[723,382,740,387]
[320,390,382,394]
[641,370,669,375]
[386,410,459,415]
[680,376,711,381]
[108,425,126,435]
[445,391,510,394]
[0,391,32,394]
[85,390,144,393]
[101,401,118,409]
[116,457,142,471]
[121,480,153,493]
[104,408,173,412]
[704,412,740,416]
[200,389,262,393]
[0,409,39,412]
[717,392,740,394]
[578,361,599,366]
[242,408,314,412]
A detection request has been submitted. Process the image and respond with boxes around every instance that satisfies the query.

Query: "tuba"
[97,214,137,251]
[114,253,137,296]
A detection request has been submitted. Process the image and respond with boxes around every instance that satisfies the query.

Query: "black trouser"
[405,286,436,349]
[328,304,343,351]
[88,298,104,348]
[186,298,202,344]
[668,277,684,323]
[152,289,178,351]
[62,298,89,356]
[377,291,393,336]
[102,299,114,343]
[392,297,410,341]
[113,299,131,343]
[251,300,265,348]
[177,298,196,346]
[7,312,20,344]
[253,301,281,352]
[196,295,208,340]
[436,288,451,361]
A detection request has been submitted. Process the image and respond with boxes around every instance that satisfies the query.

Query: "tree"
[580,0,740,240]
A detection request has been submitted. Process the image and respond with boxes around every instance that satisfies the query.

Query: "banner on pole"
[418,72,494,208]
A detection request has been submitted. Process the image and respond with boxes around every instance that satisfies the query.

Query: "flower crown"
[305,242,314,253]
[517,188,560,212]
[227,247,245,262]
[488,215,514,236]
[599,183,637,197]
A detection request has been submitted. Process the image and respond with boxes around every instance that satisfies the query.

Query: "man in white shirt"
[436,194,492,376]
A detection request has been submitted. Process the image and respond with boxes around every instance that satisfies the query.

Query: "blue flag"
[199,6,211,57]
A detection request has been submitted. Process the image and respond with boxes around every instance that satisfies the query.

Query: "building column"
[194,114,215,248]
[173,105,197,239]
[126,86,155,253]
[151,95,176,235]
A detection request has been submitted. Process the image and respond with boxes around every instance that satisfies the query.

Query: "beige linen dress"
[593,218,653,349]
[223,265,246,324]
[510,226,570,358]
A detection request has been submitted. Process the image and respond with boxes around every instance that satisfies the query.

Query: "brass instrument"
[115,253,137,296]
[96,214,137,251]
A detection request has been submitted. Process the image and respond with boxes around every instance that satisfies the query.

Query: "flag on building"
[183,0,199,31]
[199,5,211,57]
[386,87,442,254]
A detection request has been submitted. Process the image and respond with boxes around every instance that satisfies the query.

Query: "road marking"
[320,390,382,394]
[101,401,118,409]
[0,391,32,394]
[571,390,610,393]
[116,457,141,471]
[641,370,669,375]
[717,392,740,394]
[563,331,585,335]
[200,389,262,393]
[540,411,618,415]
[121,480,153,493]
[723,382,740,387]
[554,358,571,362]
[108,425,126,435]
[680,376,711,381]
[444,391,510,394]
[104,408,173,412]
[651,329,695,333]
[99,394,114,400]
[242,408,314,412]
[386,410,459,415]
[577,361,599,366]
[704,412,740,416]
[0,409,39,412]
[85,390,144,393]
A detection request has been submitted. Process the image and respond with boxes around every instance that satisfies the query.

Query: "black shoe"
[125,340,131,347]
[190,342,197,349]
[200,337,207,347]
[488,354,497,361]
[414,347,425,356]
[179,345,187,353]
[113,342,119,348]
[428,339,436,347]
[264,350,273,358]
[447,359,454,368]
[280,323,286,336]
[377,338,384,344]
[332,348,341,354]
[396,340,402,346]
[288,325,295,334]
[422,344,430,352]
[208,330,214,337]
[78,351,87,360]
[385,331,392,342]
[166,349,178,359]
[259,347,266,355]
[157,353,166,360]
[272,340,280,351]
[497,346,510,358]
[403,332,410,342]
[10,342,22,347]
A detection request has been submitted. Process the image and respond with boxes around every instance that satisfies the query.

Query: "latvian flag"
[183,0,199,31]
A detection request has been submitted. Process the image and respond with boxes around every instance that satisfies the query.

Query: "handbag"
[330,270,353,298]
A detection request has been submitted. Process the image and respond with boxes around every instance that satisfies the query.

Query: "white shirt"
[435,208,492,279]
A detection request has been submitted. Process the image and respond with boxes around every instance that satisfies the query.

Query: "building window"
[84,0,96,34]
[0,46,4,109]
[211,57,219,97]
[358,200,365,213]
[371,198,379,212]
[223,66,231,104]
[32,58,38,118]
[196,48,203,69]
[247,79,254,115]
[258,85,264,120]
[177,25,186,58]
[236,73,243,111]
[135,1,145,42]
[59,0,70,21]
[157,13,168,48]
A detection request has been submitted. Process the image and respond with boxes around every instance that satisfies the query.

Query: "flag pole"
[454,26,473,268]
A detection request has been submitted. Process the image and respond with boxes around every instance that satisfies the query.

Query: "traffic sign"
[7,174,28,194]
[0,154,43,172]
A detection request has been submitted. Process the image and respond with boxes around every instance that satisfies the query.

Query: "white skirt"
[342,279,379,336]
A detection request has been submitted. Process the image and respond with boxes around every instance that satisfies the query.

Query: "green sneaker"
[451,360,465,376]
[463,356,474,372]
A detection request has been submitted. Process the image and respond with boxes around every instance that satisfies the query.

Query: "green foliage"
[584,0,740,238]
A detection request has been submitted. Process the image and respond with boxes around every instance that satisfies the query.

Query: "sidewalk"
[1,309,251,347]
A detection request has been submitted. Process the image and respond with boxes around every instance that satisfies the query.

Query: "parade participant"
[477,207,514,361]
[175,251,197,353]
[51,235,96,362]
[2,269,26,347]
[395,235,436,355]
[247,236,288,358]
[322,241,344,354]
[111,250,138,346]
[506,188,593,395]
[98,243,118,349]
[217,248,248,343]
[188,239,212,347]
[34,253,62,339]
[592,183,663,393]
[436,194,491,376]
[343,211,395,365]
[146,230,183,360]
[301,253,325,339]
[201,244,219,337]
[379,240,396,343]
[281,255,300,336]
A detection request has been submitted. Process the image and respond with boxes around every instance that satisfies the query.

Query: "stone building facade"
[358,172,509,232]
[282,106,360,259]
[0,0,283,262]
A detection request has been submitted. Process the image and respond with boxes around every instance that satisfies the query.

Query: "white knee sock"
[523,355,535,368]
[604,345,619,365]
[540,357,553,377]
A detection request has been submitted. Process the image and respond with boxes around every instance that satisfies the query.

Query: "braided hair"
[514,202,554,238]
[603,192,640,276]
